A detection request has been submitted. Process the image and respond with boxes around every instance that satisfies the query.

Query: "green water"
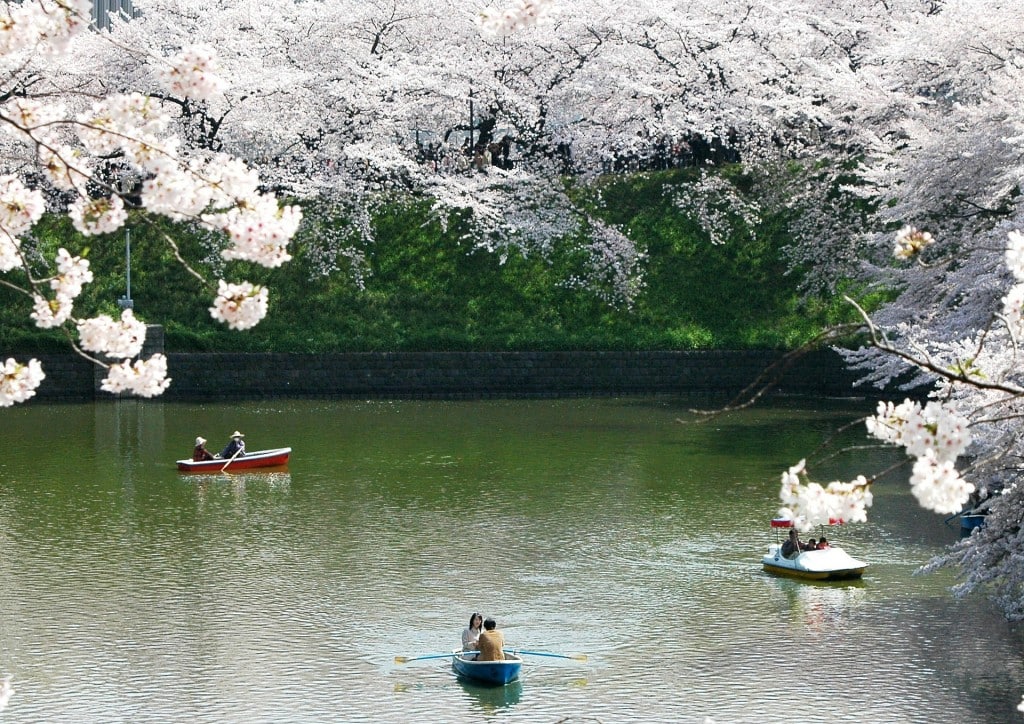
[0,397,1021,723]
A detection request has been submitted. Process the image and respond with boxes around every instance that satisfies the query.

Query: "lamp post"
[117,228,133,310]
[468,84,475,150]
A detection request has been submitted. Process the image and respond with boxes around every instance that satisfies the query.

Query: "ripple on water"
[0,400,1021,723]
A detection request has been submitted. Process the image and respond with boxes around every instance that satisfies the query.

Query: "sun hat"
[230,431,244,438]
[195,436,206,446]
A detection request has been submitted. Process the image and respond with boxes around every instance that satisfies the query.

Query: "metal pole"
[125,228,131,301]
[118,228,133,310]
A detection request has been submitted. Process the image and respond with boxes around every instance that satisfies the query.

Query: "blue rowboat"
[960,513,987,537]
[451,650,522,685]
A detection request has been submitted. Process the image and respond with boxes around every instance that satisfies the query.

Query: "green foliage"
[0,169,868,354]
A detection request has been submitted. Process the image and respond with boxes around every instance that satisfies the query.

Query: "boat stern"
[452,652,523,686]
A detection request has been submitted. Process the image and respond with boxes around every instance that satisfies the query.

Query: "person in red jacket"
[192,436,215,461]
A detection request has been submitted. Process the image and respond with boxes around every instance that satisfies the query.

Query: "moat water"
[0,397,1021,722]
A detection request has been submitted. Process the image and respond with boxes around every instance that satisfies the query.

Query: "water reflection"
[191,472,292,509]
[1,399,1022,723]
[765,575,868,632]
[188,471,292,488]
[457,678,523,712]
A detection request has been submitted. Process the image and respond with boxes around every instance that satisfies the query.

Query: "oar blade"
[394,651,463,664]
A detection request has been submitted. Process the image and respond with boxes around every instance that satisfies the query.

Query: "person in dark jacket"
[781,528,800,558]
[220,431,245,458]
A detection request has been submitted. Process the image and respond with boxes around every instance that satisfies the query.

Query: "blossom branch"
[685,323,864,420]
[845,295,1024,395]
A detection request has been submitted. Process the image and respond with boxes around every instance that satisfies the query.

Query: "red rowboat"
[176,447,291,473]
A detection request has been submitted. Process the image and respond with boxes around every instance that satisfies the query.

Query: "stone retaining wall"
[26,348,885,402]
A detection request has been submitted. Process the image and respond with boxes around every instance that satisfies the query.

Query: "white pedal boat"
[762,517,867,581]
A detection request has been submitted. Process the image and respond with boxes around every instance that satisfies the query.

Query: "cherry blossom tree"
[0,0,302,407]
[763,2,1024,627]
[4,0,1024,623]
[486,1,1024,628]
[73,0,647,304]
[3,0,1024,713]
[68,0,931,310]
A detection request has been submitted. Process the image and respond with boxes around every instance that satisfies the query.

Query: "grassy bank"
[0,169,866,353]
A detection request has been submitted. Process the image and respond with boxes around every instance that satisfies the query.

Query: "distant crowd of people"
[412,129,741,176]
[415,135,516,174]
[597,131,742,174]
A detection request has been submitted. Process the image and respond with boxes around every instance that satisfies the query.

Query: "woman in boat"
[220,431,246,458]
[192,436,215,462]
[461,613,483,651]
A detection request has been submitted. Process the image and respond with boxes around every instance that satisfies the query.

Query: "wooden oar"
[220,447,243,473]
[505,648,587,661]
[394,651,467,664]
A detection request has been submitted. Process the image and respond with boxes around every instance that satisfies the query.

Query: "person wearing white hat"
[220,431,246,459]
[192,436,215,462]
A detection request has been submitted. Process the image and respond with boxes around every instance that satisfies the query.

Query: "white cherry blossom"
[29,293,73,328]
[68,195,128,236]
[1,97,67,145]
[478,0,554,37]
[216,197,301,268]
[38,144,92,192]
[866,398,971,463]
[77,309,147,359]
[100,353,171,397]
[893,225,935,260]
[50,248,93,299]
[1006,230,1024,281]
[909,451,975,515]
[0,175,46,243]
[0,359,45,407]
[1001,283,1024,332]
[0,0,90,57]
[158,45,227,101]
[777,459,873,531]
[209,280,270,330]
[0,235,19,272]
